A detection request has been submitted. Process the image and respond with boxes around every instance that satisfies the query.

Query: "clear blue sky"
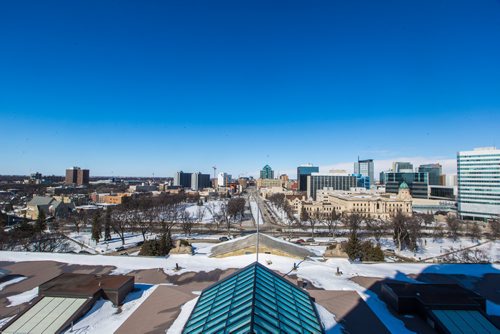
[1,0,499,178]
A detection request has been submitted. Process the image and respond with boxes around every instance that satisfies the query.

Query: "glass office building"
[260,165,274,179]
[418,164,442,186]
[182,262,324,334]
[354,159,374,186]
[297,165,319,192]
[458,147,500,220]
[385,172,429,199]
[307,173,357,200]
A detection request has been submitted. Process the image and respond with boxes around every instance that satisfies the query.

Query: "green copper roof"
[399,181,410,189]
[182,262,324,334]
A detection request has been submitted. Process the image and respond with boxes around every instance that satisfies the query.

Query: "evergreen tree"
[91,211,102,244]
[104,208,112,241]
[0,211,6,229]
[344,214,363,261]
[36,210,46,233]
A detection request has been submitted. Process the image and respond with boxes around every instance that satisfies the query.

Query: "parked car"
[294,239,305,245]
[306,238,315,243]
[219,236,229,242]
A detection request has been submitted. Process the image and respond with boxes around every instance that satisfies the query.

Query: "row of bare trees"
[68,194,248,245]
[267,194,500,253]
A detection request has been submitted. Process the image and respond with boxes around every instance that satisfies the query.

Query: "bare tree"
[111,207,129,245]
[72,210,89,234]
[470,222,481,242]
[308,208,321,239]
[446,215,461,241]
[180,209,194,236]
[488,216,500,240]
[433,223,445,242]
[391,211,412,252]
[366,218,388,245]
[196,205,206,223]
[323,208,341,239]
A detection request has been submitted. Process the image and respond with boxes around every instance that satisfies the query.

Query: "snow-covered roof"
[210,233,315,258]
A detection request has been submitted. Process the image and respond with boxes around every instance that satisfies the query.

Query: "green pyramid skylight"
[182,262,324,334]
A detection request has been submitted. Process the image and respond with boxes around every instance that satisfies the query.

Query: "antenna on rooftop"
[256,194,260,263]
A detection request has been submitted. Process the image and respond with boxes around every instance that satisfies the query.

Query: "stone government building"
[294,182,413,220]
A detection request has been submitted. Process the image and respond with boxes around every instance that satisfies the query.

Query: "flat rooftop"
[40,273,133,298]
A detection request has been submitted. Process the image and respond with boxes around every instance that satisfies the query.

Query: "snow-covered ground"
[2,245,500,334]
[7,287,38,307]
[2,231,500,334]
[62,284,157,334]
[69,231,147,254]
[184,200,224,224]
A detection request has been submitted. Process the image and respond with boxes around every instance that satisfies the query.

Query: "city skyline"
[1,1,499,177]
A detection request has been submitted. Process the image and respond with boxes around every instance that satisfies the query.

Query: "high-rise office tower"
[260,165,274,179]
[354,159,374,187]
[297,164,319,192]
[458,147,500,220]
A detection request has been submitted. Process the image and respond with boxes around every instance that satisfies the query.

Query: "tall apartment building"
[418,163,442,186]
[457,147,500,220]
[217,173,232,187]
[260,165,274,179]
[354,158,374,186]
[174,171,192,188]
[384,172,429,199]
[191,172,211,191]
[306,173,357,200]
[65,167,89,185]
[297,164,319,191]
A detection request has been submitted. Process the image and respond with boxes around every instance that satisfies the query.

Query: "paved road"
[247,188,283,232]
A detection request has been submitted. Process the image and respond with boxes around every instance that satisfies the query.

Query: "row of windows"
[459,188,500,193]
[459,192,500,198]
[458,172,500,175]
[459,181,500,186]
[458,167,500,171]
[458,197,500,205]
[458,154,500,158]
[458,176,500,179]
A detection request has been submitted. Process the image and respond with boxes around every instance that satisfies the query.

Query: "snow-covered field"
[69,231,147,254]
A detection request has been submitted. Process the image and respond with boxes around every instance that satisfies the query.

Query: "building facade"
[385,172,429,199]
[299,184,412,220]
[256,178,282,188]
[174,171,192,188]
[354,158,374,186]
[217,172,232,187]
[65,167,89,185]
[260,165,274,179]
[306,173,357,200]
[418,163,442,186]
[457,147,500,220]
[191,172,211,191]
[392,162,414,172]
[297,164,319,192]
